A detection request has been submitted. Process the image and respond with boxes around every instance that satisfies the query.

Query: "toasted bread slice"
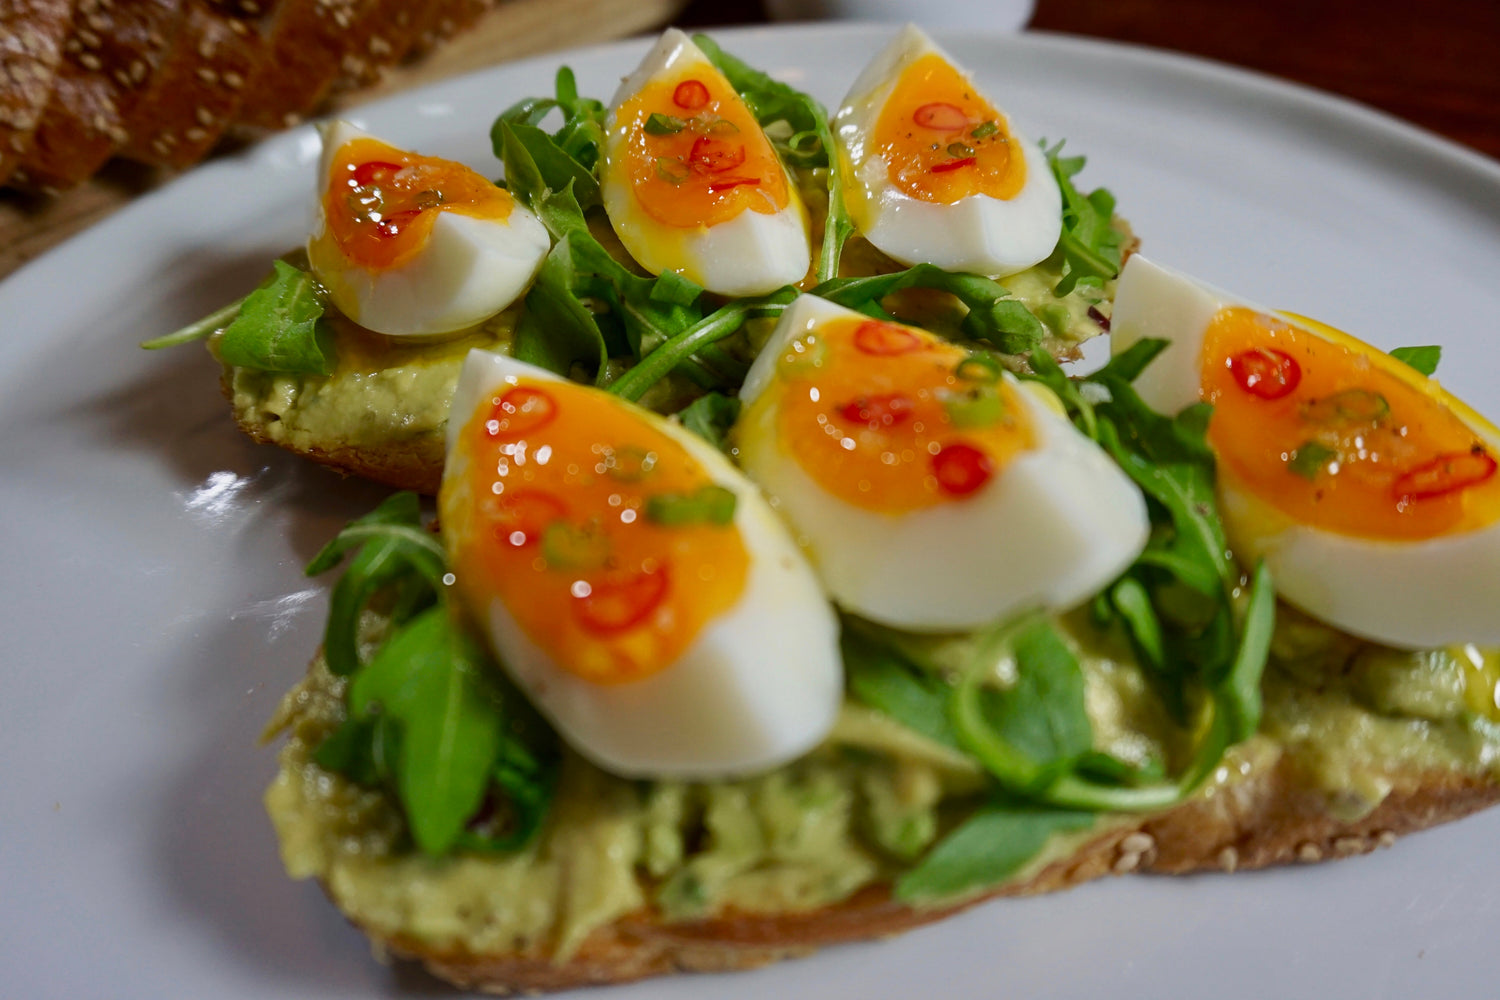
[0,0,76,186]
[115,0,257,168]
[269,650,1500,994]
[15,0,185,191]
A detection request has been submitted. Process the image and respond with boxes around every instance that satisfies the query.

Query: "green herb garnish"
[645,484,738,526]
[1288,440,1338,480]
[675,392,742,452]
[970,121,999,139]
[947,142,975,158]
[1042,140,1125,296]
[213,259,337,375]
[645,112,688,135]
[1390,344,1441,377]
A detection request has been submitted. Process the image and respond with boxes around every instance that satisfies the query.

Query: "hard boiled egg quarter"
[834,25,1063,279]
[440,349,842,779]
[600,29,811,297]
[734,295,1149,632]
[308,121,551,337]
[1112,255,1500,649]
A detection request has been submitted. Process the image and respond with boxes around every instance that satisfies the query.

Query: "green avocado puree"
[266,606,1500,961]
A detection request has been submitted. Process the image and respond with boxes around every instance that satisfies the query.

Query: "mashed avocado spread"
[265,605,1500,961]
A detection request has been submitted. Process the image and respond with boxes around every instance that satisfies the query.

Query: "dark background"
[679,0,1500,160]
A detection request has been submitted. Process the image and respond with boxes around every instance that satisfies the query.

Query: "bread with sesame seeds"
[114,0,257,168]
[11,0,185,191]
[0,0,78,186]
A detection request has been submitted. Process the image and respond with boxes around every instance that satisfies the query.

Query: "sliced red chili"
[930,156,976,174]
[912,102,968,131]
[489,490,566,547]
[575,564,670,634]
[350,159,403,188]
[932,442,994,496]
[853,320,923,356]
[688,135,746,174]
[673,79,711,110]
[1392,448,1497,502]
[373,208,423,239]
[706,176,761,193]
[486,385,558,439]
[838,393,915,430]
[1229,347,1301,400]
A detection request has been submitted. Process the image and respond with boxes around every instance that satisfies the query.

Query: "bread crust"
[0,0,76,186]
[342,762,1499,994]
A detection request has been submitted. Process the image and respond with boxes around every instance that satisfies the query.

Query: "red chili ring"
[486,385,558,439]
[673,79,710,110]
[932,442,994,497]
[575,564,670,634]
[1392,448,1497,502]
[1228,347,1302,400]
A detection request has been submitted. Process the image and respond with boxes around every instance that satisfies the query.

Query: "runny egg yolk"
[615,66,789,229]
[765,317,1035,513]
[1202,307,1500,540]
[324,137,515,271]
[872,52,1025,205]
[448,378,748,684]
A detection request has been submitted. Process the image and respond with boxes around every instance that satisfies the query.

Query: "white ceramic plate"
[3,24,1499,1000]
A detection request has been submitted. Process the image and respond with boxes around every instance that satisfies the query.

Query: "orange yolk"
[447,378,748,685]
[615,65,789,229]
[872,53,1025,205]
[323,137,515,272]
[768,317,1035,513]
[1202,307,1500,540]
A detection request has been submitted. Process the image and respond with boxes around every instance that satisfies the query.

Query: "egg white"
[308,121,551,338]
[1111,254,1500,648]
[442,349,843,779]
[600,29,811,297]
[833,25,1063,279]
[735,295,1149,632]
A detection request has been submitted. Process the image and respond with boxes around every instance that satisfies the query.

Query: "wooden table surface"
[3,0,1496,281]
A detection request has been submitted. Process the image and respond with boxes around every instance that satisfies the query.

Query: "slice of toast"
[0,0,76,186]
[270,650,1500,994]
[14,0,185,191]
[115,0,258,168]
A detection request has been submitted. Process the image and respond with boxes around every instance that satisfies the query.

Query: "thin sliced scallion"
[645,485,737,526]
[655,156,690,184]
[970,121,999,139]
[1287,440,1338,480]
[947,141,975,158]
[645,112,687,135]
[955,354,1003,384]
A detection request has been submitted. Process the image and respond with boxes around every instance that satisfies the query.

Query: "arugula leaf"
[215,260,336,375]
[1042,141,1124,297]
[894,801,1094,902]
[513,235,611,381]
[694,33,853,282]
[675,392,742,451]
[843,628,962,750]
[343,607,505,854]
[812,264,1046,355]
[305,492,446,677]
[493,66,608,175]
[493,120,600,209]
[1390,344,1441,377]
[140,299,243,350]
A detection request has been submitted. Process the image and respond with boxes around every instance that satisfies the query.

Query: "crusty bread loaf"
[0,0,76,186]
[344,760,1500,993]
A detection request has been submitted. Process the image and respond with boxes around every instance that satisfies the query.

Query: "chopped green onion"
[645,485,737,526]
[970,121,999,139]
[655,156,690,184]
[947,142,975,158]
[943,387,1005,429]
[698,116,741,136]
[1302,388,1390,425]
[541,521,610,570]
[645,113,687,135]
[955,354,1003,384]
[604,446,657,482]
[1287,441,1338,480]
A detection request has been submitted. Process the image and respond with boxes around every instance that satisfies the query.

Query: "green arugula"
[812,264,1046,355]
[694,33,854,283]
[842,627,962,750]
[895,801,1094,902]
[1389,344,1441,377]
[675,391,742,451]
[304,492,447,678]
[206,260,337,375]
[1042,140,1125,297]
[307,492,558,855]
